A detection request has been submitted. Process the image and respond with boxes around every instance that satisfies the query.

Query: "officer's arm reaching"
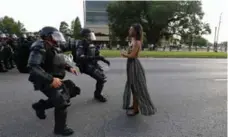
[76,44,110,66]
[76,45,95,61]
[95,49,110,66]
[64,63,79,75]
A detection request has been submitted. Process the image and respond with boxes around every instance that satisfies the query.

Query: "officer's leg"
[32,98,53,119]
[0,60,7,72]
[8,48,15,68]
[54,107,74,136]
[50,87,73,136]
[85,66,107,102]
[32,87,73,136]
[3,48,10,69]
[0,52,7,72]
[32,87,56,120]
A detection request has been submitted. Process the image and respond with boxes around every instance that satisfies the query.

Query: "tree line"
[1,1,225,50]
[106,1,212,49]
[0,16,82,39]
[0,16,26,36]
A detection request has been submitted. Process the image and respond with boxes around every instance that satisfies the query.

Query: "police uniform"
[28,27,80,136]
[73,28,110,102]
[0,34,8,72]
[14,35,31,73]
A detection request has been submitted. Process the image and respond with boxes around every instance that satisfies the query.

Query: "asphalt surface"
[0,58,227,137]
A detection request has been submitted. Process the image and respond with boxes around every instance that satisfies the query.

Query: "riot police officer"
[4,34,18,69]
[72,28,110,102]
[28,26,80,136]
[1,33,14,69]
[0,33,8,72]
[10,34,19,50]
[27,33,36,42]
[14,34,31,73]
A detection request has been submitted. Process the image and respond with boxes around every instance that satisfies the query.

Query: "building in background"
[83,0,111,42]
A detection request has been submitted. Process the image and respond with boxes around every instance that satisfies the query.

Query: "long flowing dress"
[123,45,156,116]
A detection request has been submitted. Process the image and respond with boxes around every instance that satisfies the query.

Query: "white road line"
[214,79,228,81]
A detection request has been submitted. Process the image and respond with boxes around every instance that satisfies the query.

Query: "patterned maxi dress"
[123,45,156,116]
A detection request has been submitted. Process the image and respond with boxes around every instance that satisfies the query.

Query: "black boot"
[9,59,15,69]
[54,108,74,136]
[32,99,53,119]
[0,61,8,72]
[4,60,11,70]
[94,81,107,102]
[94,94,107,102]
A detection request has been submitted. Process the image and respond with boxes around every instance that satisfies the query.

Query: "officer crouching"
[27,26,80,136]
[72,28,110,102]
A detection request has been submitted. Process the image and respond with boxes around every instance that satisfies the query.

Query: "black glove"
[103,59,110,66]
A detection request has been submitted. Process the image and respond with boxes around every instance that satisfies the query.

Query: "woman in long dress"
[121,23,156,116]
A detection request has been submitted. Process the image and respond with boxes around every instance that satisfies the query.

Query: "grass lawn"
[99,50,227,58]
[65,50,227,58]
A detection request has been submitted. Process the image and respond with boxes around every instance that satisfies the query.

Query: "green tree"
[59,21,70,35]
[71,17,81,39]
[193,36,208,47]
[0,16,26,35]
[107,1,211,50]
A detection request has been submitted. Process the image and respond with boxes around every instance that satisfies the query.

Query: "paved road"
[0,58,227,137]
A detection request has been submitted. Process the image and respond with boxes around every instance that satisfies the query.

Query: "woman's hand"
[120,50,127,57]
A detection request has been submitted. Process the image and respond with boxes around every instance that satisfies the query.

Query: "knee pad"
[51,86,71,109]
[93,69,107,83]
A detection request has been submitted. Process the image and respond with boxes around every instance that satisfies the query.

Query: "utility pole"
[214,27,217,52]
[216,12,223,44]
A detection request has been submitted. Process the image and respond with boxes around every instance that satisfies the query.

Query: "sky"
[0,0,227,43]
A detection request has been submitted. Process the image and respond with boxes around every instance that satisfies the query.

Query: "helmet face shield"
[12,34,17,39]
[22,34,27,38]
[29,33,35,37]
[89,32,96,41]
[52,31,66,43]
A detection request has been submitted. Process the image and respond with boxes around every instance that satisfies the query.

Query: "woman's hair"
[131,23,143,42]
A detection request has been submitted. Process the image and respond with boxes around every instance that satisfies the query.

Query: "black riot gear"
[80,28,96,41]
[80,28,91,37]
[14,35,31,73]
[0,33,8,72]
[12,34,18,39]
[39,26,66,44]
[0,34,15,70]
[22,34,27,39]
[28,26,80,136]
[4,37,16,69]
[72,28,110,102]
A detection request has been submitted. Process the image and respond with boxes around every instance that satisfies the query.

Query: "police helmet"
[0,33,6,38]
[22,34,27,38]
[5,33,9,37]
[80,28,96,41]
[12,34,18,39]
[39,26,66,43]
[28,33,35,37]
